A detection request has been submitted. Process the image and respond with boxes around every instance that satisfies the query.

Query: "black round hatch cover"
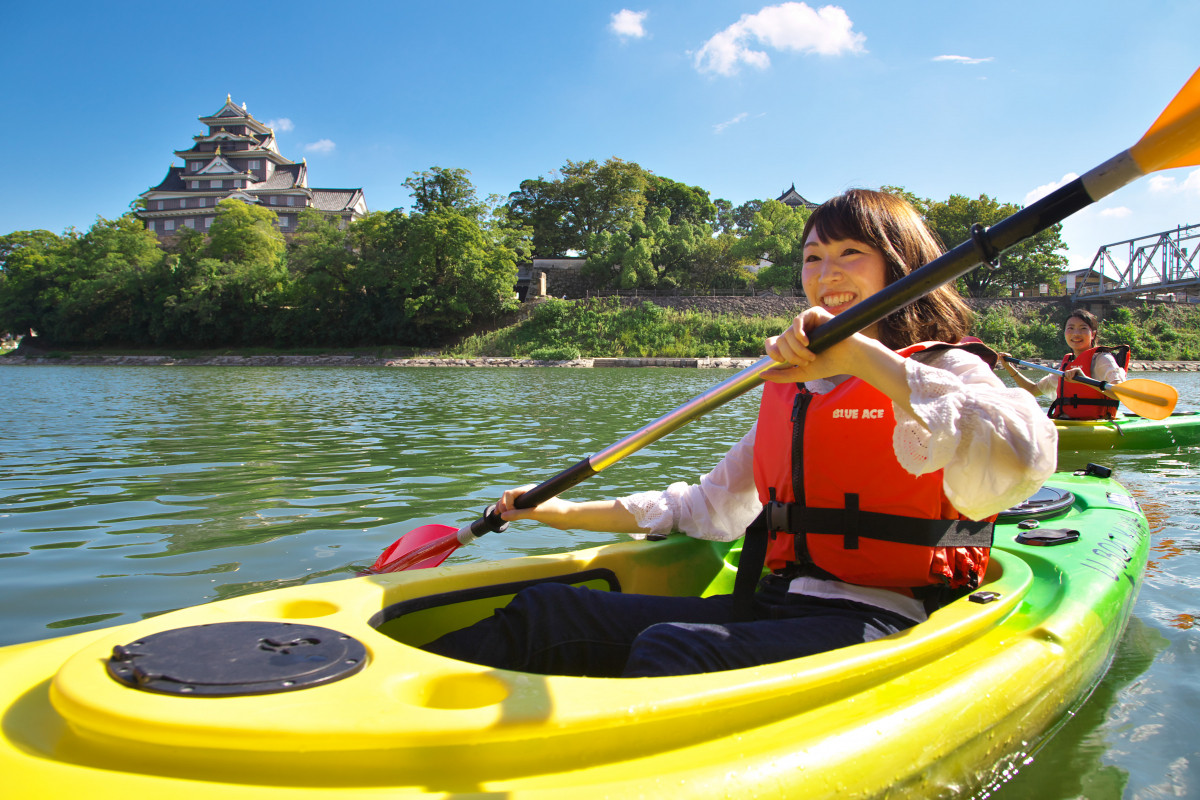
[107,621,367,697]
[996,486,1075,522]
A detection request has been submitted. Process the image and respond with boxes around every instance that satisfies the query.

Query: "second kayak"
[1056,411,1200,451]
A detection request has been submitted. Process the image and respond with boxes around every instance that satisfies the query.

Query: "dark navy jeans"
[422,576,917,677]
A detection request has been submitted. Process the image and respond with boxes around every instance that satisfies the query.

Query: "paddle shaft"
[1004,356,1115,390]
[447,153,1153,546]
[1003,356,1171,408]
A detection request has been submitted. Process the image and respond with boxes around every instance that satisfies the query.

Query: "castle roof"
[777,184,819,209]
[311,188,366,212]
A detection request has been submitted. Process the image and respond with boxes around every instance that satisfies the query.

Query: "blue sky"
[3,1,1198,274]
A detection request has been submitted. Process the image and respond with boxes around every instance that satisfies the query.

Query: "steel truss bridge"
[1073,222,1200,301]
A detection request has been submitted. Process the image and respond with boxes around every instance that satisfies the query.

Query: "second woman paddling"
[422,188,1057,678]
[1000,308,1130,419]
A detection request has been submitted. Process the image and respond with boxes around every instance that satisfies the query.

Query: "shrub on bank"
[449,297,793,358]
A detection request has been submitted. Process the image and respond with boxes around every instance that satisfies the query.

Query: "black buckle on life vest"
[764,499,796,533]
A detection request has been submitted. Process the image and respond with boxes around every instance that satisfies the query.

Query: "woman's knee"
[624,622,735,677]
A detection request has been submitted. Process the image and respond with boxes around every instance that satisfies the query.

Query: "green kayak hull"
[1056,411,1200,452]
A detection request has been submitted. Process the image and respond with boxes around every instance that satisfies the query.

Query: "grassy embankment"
[449,297,1200,361]
[449,297,790,360]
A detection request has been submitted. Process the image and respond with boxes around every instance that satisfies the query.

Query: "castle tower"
[138,96,367,237]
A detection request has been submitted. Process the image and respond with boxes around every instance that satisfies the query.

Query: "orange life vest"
[1048,345,1131,420]
[749,342,995,591]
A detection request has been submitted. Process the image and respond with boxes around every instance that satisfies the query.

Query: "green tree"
[582,205,717,290]
[341,209,413,343]
[687,232,757,293]
[159,200,288,345]
[54,214,166,344]
[279,209,357,343]
[403,167,485,217]
[0,229,66,341]
[733,199,765,231]
[919,193,1068,297]
[732,200,810,292]
[206,199,286,266]
[396,208,519,341]
[645,176,717,227]
[507,158,652,256]
[506,177,574,258]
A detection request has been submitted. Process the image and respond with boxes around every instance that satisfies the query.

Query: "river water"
[2,364,1198,798]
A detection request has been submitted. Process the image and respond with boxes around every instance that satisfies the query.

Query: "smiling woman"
[418,188,1056,678]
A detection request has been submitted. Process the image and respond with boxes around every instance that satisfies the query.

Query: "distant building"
[777,184,820,210]
[1063,267,1119,296]
[137,96,367,238]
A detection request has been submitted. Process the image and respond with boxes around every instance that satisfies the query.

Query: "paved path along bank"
[2,354,1198,371]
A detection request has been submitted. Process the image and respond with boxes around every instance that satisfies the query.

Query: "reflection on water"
[2,365,1200,799]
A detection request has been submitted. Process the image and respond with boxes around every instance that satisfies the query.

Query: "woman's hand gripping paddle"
[1002,356,1179,419]
[368,67,1200,574]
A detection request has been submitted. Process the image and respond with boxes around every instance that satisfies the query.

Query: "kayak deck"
[2,471,1148,799]
[1056,411,1200,451]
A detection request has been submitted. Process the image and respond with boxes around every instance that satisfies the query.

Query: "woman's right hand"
[496,484,540,521]
[496,484,576,527]
[493,485,643,534]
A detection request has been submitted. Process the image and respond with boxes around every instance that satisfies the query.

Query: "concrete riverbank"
[2,353,1197,371]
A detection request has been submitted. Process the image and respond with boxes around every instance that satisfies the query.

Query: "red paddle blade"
[366,524,459,574]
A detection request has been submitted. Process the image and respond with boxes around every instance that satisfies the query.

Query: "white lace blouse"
[617,348,1058,622]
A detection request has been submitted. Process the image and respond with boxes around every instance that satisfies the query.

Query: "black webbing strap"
[802,505,993,548]
[730,500,993,621]
[1049,395,1120,418]
[732,507,772,622]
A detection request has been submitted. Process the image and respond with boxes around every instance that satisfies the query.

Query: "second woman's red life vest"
[1049,345,1131,420]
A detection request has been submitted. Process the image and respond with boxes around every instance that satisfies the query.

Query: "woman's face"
[1063,316,1096,355]
[801,230,889,335]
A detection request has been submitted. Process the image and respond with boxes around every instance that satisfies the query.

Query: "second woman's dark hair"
[1065,308,1100,334]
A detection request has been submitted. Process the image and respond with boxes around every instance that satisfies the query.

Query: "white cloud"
[303,139,336,154]
[610,9,648,39]
[694,2,865,76]
[933,55,994,65]
[1148,168,1200,196]
[1024,173,1077,205]
[1099,206,1133,218]
[266,117,294,133]
[714,112,749,134]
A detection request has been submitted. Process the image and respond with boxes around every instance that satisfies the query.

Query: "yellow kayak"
[1,470,1148,799]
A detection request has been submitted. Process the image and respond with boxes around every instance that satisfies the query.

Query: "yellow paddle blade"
[1130,66,1200,172]
[1112,378,1179,420]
